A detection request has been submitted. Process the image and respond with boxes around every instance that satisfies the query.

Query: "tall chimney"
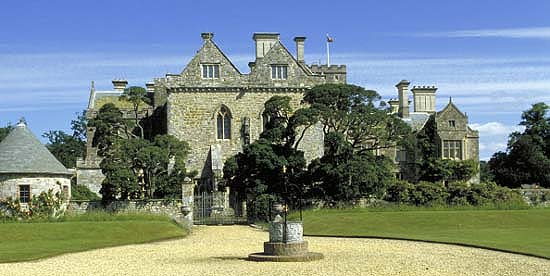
[294,36,306,63]
[252,33,280,59]
[396,80,410,118]
[112,79,128,92]
[145,82,155,93]
[411,85,437,114]
[388,98,399,114]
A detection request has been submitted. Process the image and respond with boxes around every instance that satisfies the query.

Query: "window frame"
[216,106,231,140]
[19,185,30,203]
[442,140,462,160]
[201,64,220,79]
[270,64,288,80]
[448,120,456,128]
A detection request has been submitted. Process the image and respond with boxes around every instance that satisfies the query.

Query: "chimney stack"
[112,79,128,92]
[294,36,306,63]
[201,32,214,42]
[396,80,410,118]
[411,85,437,114]
[145,82,155,93]
[388,99,399,114]
[252,33,280,59]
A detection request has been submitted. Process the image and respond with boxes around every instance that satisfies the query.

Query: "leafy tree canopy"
[120,86,152,139]
[42,111,87,168]
[303,83,410,154]
[223,96,314,203]
[91,104,193,201]
[489,102,550,187]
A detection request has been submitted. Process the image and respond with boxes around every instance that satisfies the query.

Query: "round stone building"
[0,120,71,204]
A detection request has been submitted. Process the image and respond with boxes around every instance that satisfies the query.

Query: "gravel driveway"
[2,225,550,276]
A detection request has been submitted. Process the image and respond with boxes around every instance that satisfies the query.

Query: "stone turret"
[411,85,437,114]
[396,80,410,118]
[309,64,347,83]
[253,33,280,59]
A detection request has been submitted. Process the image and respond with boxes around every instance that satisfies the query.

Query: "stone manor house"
[76,32,479,198]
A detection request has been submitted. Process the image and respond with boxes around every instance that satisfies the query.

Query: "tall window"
[443,140,462,160]
[202,64,220,79]
[448,120,456,127]
[217,106,231,139]
[19,185,30,203]
[271,65,288,80]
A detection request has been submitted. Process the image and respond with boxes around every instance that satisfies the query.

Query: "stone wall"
[67,199,191,227]
[167,90,324,177]
[515,188,550,206]
[76,158,104,196]
[0,174,70,200]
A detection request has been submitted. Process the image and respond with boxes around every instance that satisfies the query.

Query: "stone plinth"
[248,221,323,262]
[269,221,303,243]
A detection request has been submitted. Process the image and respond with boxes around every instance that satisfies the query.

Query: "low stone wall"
[67,199,191,227]
[514,188,550,206]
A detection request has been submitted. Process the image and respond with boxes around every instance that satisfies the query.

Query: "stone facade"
[0,121,73,201]
[390,81,480,183]
[156,32,345,190]
[78,32,345,195]
[0,174,70,200]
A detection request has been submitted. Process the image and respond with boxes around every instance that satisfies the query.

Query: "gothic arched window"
[217,106,231,140]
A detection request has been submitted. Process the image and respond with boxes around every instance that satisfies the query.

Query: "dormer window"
[202,64,220,79]
[448,120,456,127]
[271,65,288,80]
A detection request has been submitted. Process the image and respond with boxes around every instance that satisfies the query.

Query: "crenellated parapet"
[308,64,347,83]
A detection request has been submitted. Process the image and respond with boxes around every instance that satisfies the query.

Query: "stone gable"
[178,38,244,87]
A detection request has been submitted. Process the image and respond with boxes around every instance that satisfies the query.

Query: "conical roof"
[0,120,71,175]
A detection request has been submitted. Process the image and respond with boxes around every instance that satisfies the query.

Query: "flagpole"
[326,33,330,66]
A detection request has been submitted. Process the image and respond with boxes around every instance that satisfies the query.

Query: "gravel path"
[2,225,550,275]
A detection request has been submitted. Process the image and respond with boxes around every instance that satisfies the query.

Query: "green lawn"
[294,208,550,258]
[0,214,187,263]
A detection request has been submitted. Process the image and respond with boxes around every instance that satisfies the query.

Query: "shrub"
[385,180,528,208]
[71,184,101,200]
[385,180,414,203]
[410,181,448,206]
[0,189,65,221]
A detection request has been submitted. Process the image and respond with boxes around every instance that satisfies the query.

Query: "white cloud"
[418,27,550,39]
[469,122,524,136]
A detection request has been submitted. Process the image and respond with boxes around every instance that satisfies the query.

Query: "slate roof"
[0,121,71,175]
[402,112,431,131]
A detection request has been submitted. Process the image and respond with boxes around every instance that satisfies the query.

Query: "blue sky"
[1,0,550,160]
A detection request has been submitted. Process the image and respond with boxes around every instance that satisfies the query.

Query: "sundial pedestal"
[248,220,323,262]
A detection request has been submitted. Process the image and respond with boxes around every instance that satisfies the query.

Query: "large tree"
[488,102,550,187]
[307,132,395,201]
[303,83,410,154]
[90,104,192,200]
[303,83,410,200]
[223,96,316,206]
[120,86,151,139]
[43,111,87,168]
